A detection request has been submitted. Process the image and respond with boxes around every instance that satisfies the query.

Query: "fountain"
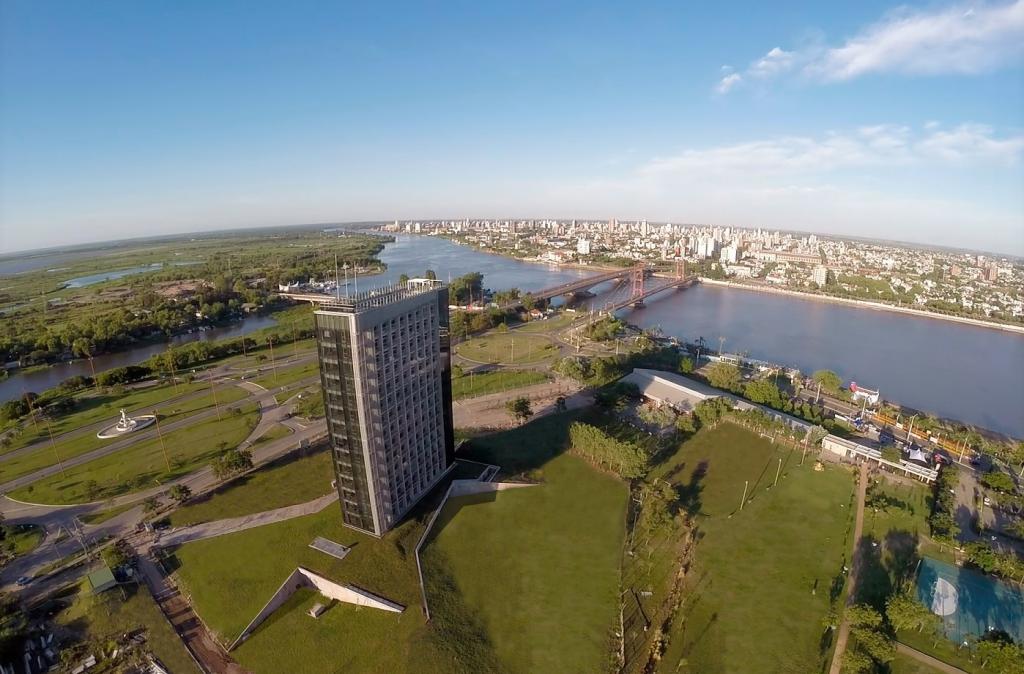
[96,408,157,439]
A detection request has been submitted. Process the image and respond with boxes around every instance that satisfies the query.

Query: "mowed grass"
[56,579,200,674]
[1,380,206,455]
[10,402,260,504]
[422,451,627,673]
[655,423,856,674]
[250,359,319,389]
[3,523,44,556]
[168,447,331,527]
[890,653,945,674]
[451,369,548,399]
[173,501,459,673]
[512,313,576,333]
[1,386,249,484]
[456,332,559,364]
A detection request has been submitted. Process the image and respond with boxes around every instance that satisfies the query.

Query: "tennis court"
[915,557,1024,644]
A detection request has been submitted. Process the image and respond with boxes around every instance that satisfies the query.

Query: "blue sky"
[1,1,1022,254]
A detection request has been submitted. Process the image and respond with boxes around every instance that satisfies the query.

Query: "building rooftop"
[312,279,446,313]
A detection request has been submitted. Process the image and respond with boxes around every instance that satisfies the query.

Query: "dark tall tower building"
[313,279,454,537]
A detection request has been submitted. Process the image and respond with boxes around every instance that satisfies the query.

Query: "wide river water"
[3,234,1022,437]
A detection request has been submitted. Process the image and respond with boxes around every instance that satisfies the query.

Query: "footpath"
[829,462,868,674]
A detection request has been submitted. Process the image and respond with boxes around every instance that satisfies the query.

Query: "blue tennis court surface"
[915,557,1024,644]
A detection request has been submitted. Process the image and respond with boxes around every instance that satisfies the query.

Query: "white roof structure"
[621,368,813,433]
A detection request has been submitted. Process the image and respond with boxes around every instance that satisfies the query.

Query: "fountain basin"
[96,414,156,439]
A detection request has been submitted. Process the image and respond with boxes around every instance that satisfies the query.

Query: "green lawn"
[79,501,138,525]
[56,579,200,674]
[654,423,856,674]
[423,438,627,673]
[1,380,206,456]
[248,423,292,448]
[169,448,331,527]
[173,412,624,674]
[512,313,576,333]
[11,402,260,504]
[2,523,44,559]
[451,369,548,399]
[456,332,559,364]
[250,359,319,389]
[890,652,944,674]
[1,386,249,484]
[173,502,453,673]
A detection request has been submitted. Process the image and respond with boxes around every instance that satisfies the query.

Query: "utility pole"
[739,480,749,511]
[774,457,783,487]
[166,344,179,393]
[153,409,170,471]
[45,418,66,477]
[907,415,917,442]
[718,336,725,356]
[268,337,278,382]
[814,381,821,404]
[208,369,222,420]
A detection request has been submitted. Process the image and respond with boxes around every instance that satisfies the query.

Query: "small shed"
[87,566,117,594]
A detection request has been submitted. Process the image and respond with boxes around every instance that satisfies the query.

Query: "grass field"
[456,332,559,364]
[11,402,259,504]
[512,313,576,333]
[451,369,548,399]
[1,386,250,484]
[169,448,331,527]
[174,412,625,674]
[423,420,628,673]
[653,423,856,674]
[250,359,319,389]
[890,652,944,674]
[79,501,137,525]
[2,523,44,557]
[1,380,206,455]
[56,579,200,674]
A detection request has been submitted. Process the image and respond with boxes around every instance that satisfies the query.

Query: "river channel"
[3,234,1021,437]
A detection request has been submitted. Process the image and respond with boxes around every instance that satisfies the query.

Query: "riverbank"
[696,278,1024,335]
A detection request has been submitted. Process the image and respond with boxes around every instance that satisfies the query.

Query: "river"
[3,234,1022,437]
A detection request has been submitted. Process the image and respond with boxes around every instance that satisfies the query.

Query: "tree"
[847,604,883,629]
[398,273,410,284]
[554,396,567,413]
[678,357,694,374]
[168,484,192,503]
[840,650,873,674]
[980,469,1015,493]
[424,269,437,280]
[881,445,902,463]
[812,369,843,394]
[142,496,161,514]
[211,448,254,480]
[886,591,939,633]
[83,480,102,502]
[506,397,533,424]
[744,378,783,406]
[851,626,895,664]
[706,362,741,392]
[101,539,131,569]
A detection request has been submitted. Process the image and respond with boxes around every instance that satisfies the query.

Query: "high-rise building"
[313,280,454,537]
[812,265,828,286]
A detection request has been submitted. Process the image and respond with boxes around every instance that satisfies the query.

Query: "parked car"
[16,576,32,586]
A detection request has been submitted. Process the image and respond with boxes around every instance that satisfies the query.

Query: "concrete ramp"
[229,566,403,650]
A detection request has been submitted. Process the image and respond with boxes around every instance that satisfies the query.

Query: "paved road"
[0,385,326,591]
[895,643,968,674]
[829,462,869,674]
[158,492,338,547]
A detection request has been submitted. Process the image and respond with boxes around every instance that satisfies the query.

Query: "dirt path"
[895,643,968,674]
[829,461,869,674]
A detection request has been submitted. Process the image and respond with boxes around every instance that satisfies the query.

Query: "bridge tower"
[630,263,646,308]
[675,259,686,280]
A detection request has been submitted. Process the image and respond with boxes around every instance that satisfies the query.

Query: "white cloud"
[715,0,1024,92]
[640,123,1021,176]
[716,72,742,94]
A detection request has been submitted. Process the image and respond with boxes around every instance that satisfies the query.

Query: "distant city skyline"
[1,1,1022,255]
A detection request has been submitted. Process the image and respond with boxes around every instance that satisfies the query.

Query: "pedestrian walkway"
[158,492,338,547]
[829,462,869,674]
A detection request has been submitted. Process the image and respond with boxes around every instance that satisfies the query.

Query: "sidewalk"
[158,492,338,547]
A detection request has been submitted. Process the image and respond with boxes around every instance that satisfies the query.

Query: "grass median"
[1,386,249,485]
[10,401,260,504]
[455,332,558,364]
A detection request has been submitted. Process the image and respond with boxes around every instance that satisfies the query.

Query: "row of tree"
[568,422,649,478]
